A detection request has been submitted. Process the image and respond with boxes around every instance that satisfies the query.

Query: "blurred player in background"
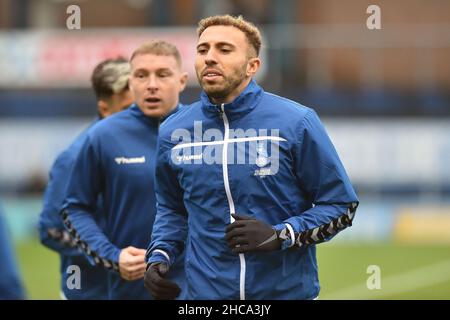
[38,57,133,300]
[62,40,187,300]
[146,15,359,300]
[0,201,26,300]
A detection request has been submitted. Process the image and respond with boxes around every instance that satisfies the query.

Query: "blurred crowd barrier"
[1,22,448,117]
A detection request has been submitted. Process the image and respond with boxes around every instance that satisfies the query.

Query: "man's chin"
[136,104,164,118]
[202,85,227,98]
[201,80,223,90]
[143,109,165,118]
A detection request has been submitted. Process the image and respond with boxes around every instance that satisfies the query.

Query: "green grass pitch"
[14,240,450,300]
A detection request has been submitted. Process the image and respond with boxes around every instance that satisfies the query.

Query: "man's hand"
[225,213,281,254]
[144,262,181,300]
[118,246,147,281]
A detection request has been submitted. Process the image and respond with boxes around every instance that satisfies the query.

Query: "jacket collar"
[161,103,181,124]
[200,79,263,121]
[130,103,180,126]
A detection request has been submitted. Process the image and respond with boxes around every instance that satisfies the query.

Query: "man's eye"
[197,49,207,55]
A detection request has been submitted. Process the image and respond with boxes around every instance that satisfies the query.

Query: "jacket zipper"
[219,103,246,300]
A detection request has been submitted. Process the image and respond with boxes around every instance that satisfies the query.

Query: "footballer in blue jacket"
[62,41,187,300]
[0,201,26,300]
[38,57,133,299]
[146,15,359,300]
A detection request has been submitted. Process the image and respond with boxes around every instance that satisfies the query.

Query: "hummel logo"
[254,168,273,177]
[176,153,203,162]
[115,156,146,165]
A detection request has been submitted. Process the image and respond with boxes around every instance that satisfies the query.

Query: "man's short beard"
[201,67,247,101]
[204,79,238,100]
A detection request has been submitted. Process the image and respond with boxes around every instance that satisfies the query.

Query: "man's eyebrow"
[197,42,209,49]
[216,42,236,48]
[197,41,236,49]
[133,68,148,73]
[156,68,173,73]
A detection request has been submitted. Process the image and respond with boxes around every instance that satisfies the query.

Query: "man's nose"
[146,74,158,91]
[205,49,218,65]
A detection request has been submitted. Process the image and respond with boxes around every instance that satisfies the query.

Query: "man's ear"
[179,72,188,93]
[247,57,261,77]
[97,100,109,118]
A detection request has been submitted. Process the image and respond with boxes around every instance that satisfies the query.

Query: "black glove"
[47,228,78,248]
[144,262,181,300]
[225,213,281,254]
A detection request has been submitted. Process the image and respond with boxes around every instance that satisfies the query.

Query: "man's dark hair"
[91,57,131,100]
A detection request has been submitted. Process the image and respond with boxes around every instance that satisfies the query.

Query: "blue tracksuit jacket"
[38,119,108,300]
[0,202,26,300]
[148,80,359,300]
[62,104,185,300]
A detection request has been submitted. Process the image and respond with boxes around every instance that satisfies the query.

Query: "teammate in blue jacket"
[38,57,133,299]
[0,201,26,300]
[62,41,187,300]
[146,15,359,300]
